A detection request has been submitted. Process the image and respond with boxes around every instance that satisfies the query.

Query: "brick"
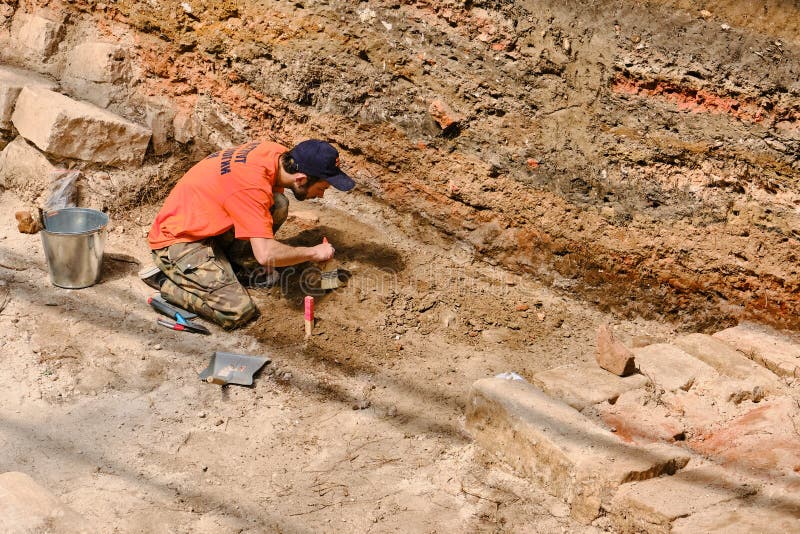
[633,343,717,392]
[713,322,800,378]
[0,471,88,532]
[672,500,800,533]
[0,136,54,202]
[675,333,782,397]
[466,378,690,523]
[532,363,648,411]
[428,99,463,130]
[596,324,637,376]
[12,12,65,59]
[65,42,128,83]
[690,397,800,476]
[11,86,151,166]
[610,465,757,533]
[0,64,58,128]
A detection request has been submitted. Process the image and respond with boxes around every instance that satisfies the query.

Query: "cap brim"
[325,172,355,192]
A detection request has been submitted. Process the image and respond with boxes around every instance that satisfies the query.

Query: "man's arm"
[250,237,334,268]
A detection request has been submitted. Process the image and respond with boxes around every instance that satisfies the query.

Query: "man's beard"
[288,183,308,201]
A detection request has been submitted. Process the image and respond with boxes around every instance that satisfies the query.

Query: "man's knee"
[219,296,259,329]
[271,192,288,234]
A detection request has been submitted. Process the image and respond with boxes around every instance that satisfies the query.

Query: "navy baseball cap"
[289,140,355,191]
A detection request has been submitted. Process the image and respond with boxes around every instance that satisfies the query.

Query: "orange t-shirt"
[148,141,287,250]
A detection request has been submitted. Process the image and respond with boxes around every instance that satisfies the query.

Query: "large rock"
[11,86,151,166]
[532,363,648,411]
[713,322,800,378]
[0,471,88,532]
[64,42,128,83]
[11,12,65,60]
[633,343,717,392]
[610,465,757,533]
[466,378,690,523]
[0,136,54,202]
[0,65,58,128]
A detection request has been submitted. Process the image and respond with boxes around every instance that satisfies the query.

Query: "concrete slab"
[713,322,800,378]
[466,378,690,524]
[633,343,717,392]
[0,64,58,128]
[11,86,151,166]
[0,471,88,532]
[532,363,648,411]
[610,465,757,533]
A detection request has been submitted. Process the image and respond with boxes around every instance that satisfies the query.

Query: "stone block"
[713,322,800,378]
[675,333,782,396]
[596,324,636,376]
[531,363,648,411]
[610,465,757,533]
[671,500,800,533]
[690,397,800,476]
[0,471,88,532]
[596,389,686,445]
[466,378,690,524]
[65,42,128,83]
[12,12,64,59]
[633,343,717,392]
[11,86,151,166]
[0,64,58,128]
[0,136,54,202]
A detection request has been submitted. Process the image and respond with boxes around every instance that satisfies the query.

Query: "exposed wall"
[1,0,798,330]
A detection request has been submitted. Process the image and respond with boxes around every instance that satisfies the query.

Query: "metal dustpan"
[199,351,271,386]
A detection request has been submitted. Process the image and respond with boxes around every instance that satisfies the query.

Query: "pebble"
[153,344,162,351]
[214,418,224,426]
[198,411,207,419]
[352,399,371,410]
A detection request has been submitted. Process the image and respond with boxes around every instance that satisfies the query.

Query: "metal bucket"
[41,208,109,289]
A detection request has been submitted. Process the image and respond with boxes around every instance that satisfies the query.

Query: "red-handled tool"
[148,296,210,335]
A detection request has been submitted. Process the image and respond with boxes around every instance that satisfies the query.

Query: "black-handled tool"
[148,296,210,335]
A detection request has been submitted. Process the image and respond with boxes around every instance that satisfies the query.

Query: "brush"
[320,236,340,290]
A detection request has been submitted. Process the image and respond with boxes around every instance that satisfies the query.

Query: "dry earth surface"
[1,189,679,532]
[0,0,799,531]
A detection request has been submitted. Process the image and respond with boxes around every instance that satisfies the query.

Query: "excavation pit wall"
[0,0,798,331]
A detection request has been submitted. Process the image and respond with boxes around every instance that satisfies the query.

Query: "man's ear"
[294,174,308,187]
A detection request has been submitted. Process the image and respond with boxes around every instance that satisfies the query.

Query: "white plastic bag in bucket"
[41,208,109,288]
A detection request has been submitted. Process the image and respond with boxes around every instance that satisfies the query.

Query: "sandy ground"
[0,189,679,532]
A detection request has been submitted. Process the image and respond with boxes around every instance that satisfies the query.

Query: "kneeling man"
[141,139,354,329]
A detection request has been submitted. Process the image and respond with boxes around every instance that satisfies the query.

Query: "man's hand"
[310,240,334,262]
[250,237,334,267]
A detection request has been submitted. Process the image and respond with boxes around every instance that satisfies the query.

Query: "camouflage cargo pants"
[151,192,288,329]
